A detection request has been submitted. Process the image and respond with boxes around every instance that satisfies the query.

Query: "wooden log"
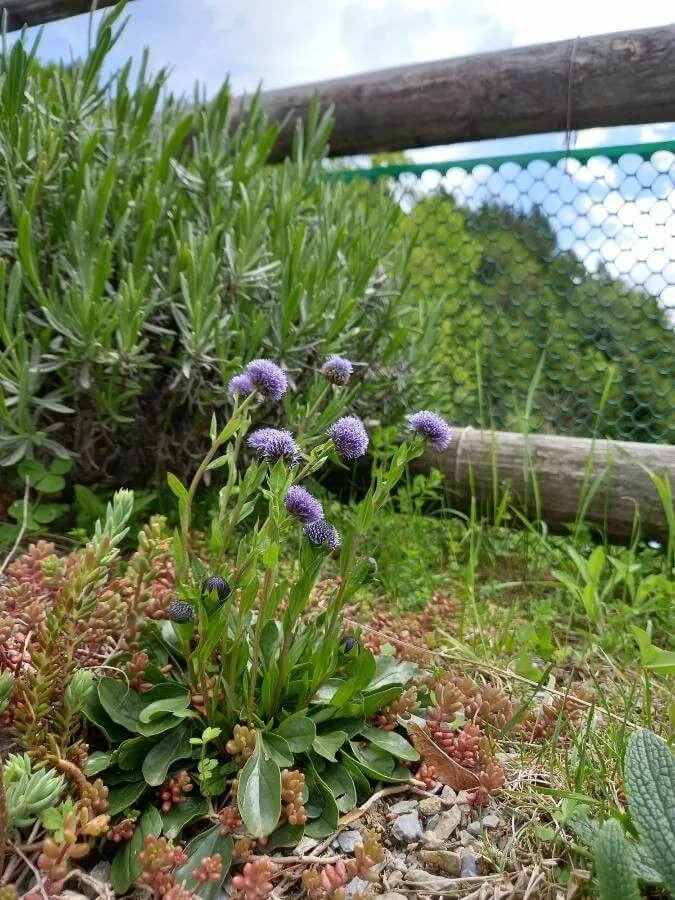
[2,0,131,30]
[232,24,675,161]
[412,427,674,544]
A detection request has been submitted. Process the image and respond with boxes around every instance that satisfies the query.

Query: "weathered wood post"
[413,428,675,544]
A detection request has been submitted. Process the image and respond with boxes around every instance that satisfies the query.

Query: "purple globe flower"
[284,485,324,524]
[304,519,341,551]
[327,416,369,460]
[321,355,354,386]
[228,373,254,398]
[245,359,288,402]
[168,600,195,623]
[247,428,299,464]
[407,410,452,451]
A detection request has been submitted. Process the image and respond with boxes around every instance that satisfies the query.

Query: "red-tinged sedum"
[218,805,243,835]
[106,818,135,843]
[280,769,307,826]
[158,770,193,813]
[301,830,382,898]
[373,687,420,730]
[353,829,384,880]
[416,763,438,789]
[301,860,350,900]
[231,856,277,899]
[226,724,256,765]
[137,835,187,896]
[193,853,223,884]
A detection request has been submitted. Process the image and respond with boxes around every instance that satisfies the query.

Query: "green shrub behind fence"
[333,144,675,443]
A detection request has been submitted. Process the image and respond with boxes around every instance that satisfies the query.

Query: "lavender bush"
[0,7,434,494]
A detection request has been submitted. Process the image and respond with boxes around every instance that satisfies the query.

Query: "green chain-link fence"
[332,142,675,443]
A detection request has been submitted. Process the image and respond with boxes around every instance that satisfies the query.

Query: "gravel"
[391,810,425,843]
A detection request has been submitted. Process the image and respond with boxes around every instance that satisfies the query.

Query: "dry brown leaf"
[407,722,480,790]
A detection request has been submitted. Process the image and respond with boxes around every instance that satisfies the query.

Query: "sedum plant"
[3,753,65,830]
[77,356,452,894]
[0,3,432,487]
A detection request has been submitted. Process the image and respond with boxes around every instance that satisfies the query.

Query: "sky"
[11,0,675,310]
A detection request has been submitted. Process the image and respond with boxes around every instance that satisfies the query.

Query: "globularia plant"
[76,356,451,893]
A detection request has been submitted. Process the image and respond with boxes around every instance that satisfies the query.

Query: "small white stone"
[423,805,462,843]
[460,851,479,877]
[482,813,502,829]
[337,830,362,853]
[345,876,371,898]
[459,829,476,847]
[390,799,418,814]
[440,784,457,804]
[295,836,319,854]
[392,810,424,844]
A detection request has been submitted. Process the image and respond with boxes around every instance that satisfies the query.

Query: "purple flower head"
[247,428,299,464]
[322,355,354,386]
[245,359,288,402]
[327,416,369,460]
[168,600,195,623]
[407,410,452,451]
[304,520,341,551]
[284,485,324,524]
[228,373,254,398]
[203,574,231,603]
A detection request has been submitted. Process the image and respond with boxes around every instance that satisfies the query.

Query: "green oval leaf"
[174,825,233,899]
[330,650,376,708]
[142,726,193,787]
[237,732,281,838]
[35,474,65,494]
[267,822,305,850]
[304,767,339,839]
[139,694,191,723]
[261,733,294,768]
[359,726,420,761]
[275,712,316,753]
[107,780,147,817]
[162,795,210,840]
[594,819,641,900]
[312,730,348,762]
[84,751,113,777]
[346,742,411,784]
[322,763,357,813]
[117,736,160,771]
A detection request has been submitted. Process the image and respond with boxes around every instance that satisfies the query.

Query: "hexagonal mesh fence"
[332,142,675,443]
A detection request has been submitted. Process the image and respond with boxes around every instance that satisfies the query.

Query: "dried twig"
[10,841,49,900]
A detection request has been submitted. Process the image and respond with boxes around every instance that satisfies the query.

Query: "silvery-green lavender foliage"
[0,4,435,481]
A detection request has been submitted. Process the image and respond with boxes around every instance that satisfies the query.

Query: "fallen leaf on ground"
[407,723,480,791]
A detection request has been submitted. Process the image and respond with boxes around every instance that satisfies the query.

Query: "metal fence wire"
[333,142,675,444]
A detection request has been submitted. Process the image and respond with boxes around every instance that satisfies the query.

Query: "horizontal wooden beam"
[232,24,675,161]
[412,427,674,544]
[2,0,131,30]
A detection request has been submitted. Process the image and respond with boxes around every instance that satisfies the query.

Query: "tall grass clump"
[0,4,432,489]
